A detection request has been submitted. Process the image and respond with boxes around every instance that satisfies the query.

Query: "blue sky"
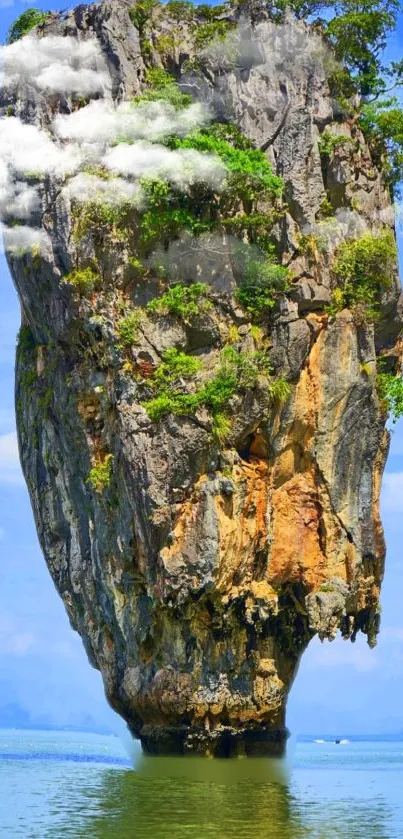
[0,0,402,737]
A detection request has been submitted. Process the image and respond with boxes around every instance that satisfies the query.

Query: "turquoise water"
[0,730,402,838]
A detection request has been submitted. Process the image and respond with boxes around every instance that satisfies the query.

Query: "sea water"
[0,729,402,838]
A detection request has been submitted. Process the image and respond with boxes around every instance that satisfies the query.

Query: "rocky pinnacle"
[4,0,403,755]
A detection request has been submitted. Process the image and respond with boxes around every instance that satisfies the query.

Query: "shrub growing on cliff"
[134,68,192,109]
[329,229,396,319]
[376,370,403,422]
[87,454,114,494]
[143,345,275,423]
[151,347,201,390]
[64,268,99,296]
[359,99,403,194]
[72,201,132,243]
[236,260,290,318]
[17,324,35,361]
[193,19,235,49]
[170,130,283,203]
[164,1,194,20]
[268,377,292,404]
[117,311,142,348]
[128,0,159,34]
[211,412,232,443]
[147,283,211,320]
[139,178,213,248]
[7,8,48,43]
[318,131,352,157]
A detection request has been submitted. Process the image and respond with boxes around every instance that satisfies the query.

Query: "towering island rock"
[3,0,402,755]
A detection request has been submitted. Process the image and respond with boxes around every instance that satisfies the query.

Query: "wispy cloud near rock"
[0,431,24,486]
[0,35,110,96]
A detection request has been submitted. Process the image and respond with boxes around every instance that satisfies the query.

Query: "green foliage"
[211,412,232,443]
[140,205,212,246]
[147,283,211,320]
[64,267,99,295]
[144,348,202,420]
[359,99,403,194]
[81,165,112,181]
[134,67,192,109]
[317,196,335,219]
[17,324,35,362]
[20,368,37,391]
[144,391,197,421]
[127,256,148,278]
[139,178,213,247]
[318,130,352,157]
[72,201,132,242]
[136,125,283,253]
[236,259,290,318]
[171,130,283,202]
[220,345,272,386]
[268,377,291,404]
[204,122,256,151]
[165,0,194,20]
[298,232,328,257]
[128,0,159,34]
[193,19,234,49]
[155,34,176,55]
[255,0,333,21]
[87,454,114,494]
[7,8,47,43]
[326,0,400,97]
[376,370,403,422]
[196,3,230,19]
[117,311,142,347]
[222,212,284,254]
[151,347,201,390]
[329,229,397,319]
[144,345,272,422]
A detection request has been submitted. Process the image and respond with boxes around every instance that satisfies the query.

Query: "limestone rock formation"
[3,0,402,755]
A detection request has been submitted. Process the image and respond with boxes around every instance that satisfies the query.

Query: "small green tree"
[147,283,211,320]
[133,67,192,109]
[376,370,403,421]
[7,8,47,43]
[326,0,401,97]
[236,259,290,318]
[329,229,397,318]
[360,99,403,194]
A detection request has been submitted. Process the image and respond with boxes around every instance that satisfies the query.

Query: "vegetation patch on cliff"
[328,229,397,320]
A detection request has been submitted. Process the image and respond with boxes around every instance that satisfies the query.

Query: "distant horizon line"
[0,725,402,740]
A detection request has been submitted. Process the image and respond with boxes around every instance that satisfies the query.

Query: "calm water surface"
[0,730,402,838]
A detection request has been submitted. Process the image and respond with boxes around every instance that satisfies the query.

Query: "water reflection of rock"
[80,757,305,839]
[70,757,392,839]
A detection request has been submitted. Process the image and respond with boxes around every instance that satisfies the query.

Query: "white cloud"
[0,431,24,485]
[0,35,110,96]
[1,224,51,256]
[0,116,80,179]
[54,99,210,145]
[381,472,403,512]
[64,172,144,208]
[103,141,226,190]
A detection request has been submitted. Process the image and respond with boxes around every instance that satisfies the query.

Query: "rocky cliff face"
[3,0,402,756]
